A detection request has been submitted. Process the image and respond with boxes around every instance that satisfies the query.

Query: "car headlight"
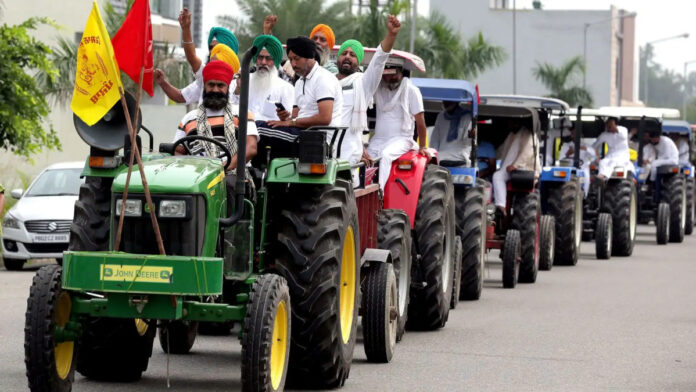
[159,200,187,218]
[3,214,20,229]
[115,199,142,217]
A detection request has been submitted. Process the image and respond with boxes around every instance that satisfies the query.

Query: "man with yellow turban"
[333,15,402,186]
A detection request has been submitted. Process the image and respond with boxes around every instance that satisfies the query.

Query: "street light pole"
[643,33,689,105]
[682,60,696,120]
[512,0,517,94]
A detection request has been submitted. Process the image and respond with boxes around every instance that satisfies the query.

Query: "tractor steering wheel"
[172,135,233,172]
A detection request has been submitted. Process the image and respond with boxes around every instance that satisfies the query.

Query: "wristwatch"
[291,118,297,127]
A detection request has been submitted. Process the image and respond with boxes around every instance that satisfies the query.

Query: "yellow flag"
[70,1,123,126]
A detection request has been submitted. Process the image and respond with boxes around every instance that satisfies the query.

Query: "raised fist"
[264,15,278,34]
[179,8,191,30]
[387,14,401,35]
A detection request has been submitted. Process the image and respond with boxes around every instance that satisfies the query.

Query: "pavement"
[2,225,695,391]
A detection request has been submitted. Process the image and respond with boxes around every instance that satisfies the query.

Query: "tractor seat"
[506,170,535,192]
[656,165,680,175]
[440,160,468,168]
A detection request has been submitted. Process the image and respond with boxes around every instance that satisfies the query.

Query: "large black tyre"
[25,265,76,392]
[502,230,521,289]
[656,202,670,245]
[538,215,555,271]
[450,237,462,309]
[158,320,198,354]
[548,180,583,266]
[376,209,411,342]
[455,185,486,301]
[604,179,637,256]
[275,179,360,389]
[595,213,612,259]
[512,192,539,284]
[663,174,686,243]
[241,273,291,392]
[4,258,25,271]
[69,176,113,251]
[407,165,455,331]
[362,262,397,363]
[685,178,694,235]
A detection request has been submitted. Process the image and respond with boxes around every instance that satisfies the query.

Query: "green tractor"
[24,47,398,392]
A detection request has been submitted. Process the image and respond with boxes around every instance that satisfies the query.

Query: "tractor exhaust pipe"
[220,45,258,228]
[574,106,582,169]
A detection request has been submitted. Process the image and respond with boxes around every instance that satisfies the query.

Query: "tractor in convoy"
[24,46,408,392]
[411,78,487,302]
[660,119,694,236]
[473,95,550,288]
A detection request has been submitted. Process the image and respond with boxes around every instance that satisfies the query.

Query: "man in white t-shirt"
[173,61,258,172]
[365,57,427,189]
[255,36,342,160]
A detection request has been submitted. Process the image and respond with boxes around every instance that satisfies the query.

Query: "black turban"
[287,36,318,60]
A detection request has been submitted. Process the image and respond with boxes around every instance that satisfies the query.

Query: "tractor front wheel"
[450,238,463,309]
[512,192,540,284]
[455,185,486,301]
[595,213,612,259]
[685,177,694,235]
[158,320,198,354]
[656,202,670,245]
[538,215,555,271]
[25,265,76,392]
[362,262,397,363]
[605,179,637,256]
[502,230,521,289]
[663,174,686,243]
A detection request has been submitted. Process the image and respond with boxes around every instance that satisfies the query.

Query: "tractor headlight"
[115,199,142,217]
[3,214,20,230]
[452,174,474,185]
[159,200,187,218]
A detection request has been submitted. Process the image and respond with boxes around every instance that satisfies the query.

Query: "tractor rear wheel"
[595,213,612,259]
[455,185,486,301]
[548,180,583,265]
[276,179,360,389]
[538,215,555,271]
[377,209,411,341]
[512,192,540,284]
[450,238,462,309]
[25,265,76,392]
[69,176,112,252]
[158,320,198,354]
[502,230,521,289]
[241,273,291,392]
[604,179,637,256]
[362,262,397,363]
[656,202,670,245]
[407,165,455,331]
[663,174,686,243]
[685,177,694,235]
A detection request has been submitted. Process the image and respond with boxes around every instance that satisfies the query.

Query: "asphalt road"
[2,225,695,391]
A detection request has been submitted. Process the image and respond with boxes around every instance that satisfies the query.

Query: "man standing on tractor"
[173,60,258,171]
[429,101,473,165]
[492,120,540,214]
[256,36,343,159]
[593,117,633,180]
[334,15,402,183]
[646,129,680,181]
[559,123,596,195]
[364,57,427,189]
[230,35,294,121]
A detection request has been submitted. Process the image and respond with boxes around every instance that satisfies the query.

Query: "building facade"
[430,0,638,107]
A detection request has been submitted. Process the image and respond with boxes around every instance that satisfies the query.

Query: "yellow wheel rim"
[270,300,288,390]
[135,319,149,336]
[339,226,356,344]
[54,291,74,380]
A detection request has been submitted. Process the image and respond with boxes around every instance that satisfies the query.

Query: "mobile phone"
[275,102,286,111]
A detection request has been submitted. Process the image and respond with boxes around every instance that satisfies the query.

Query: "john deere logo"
[144,203,152,214]
[160,270,171,280]
[103,267,113,277]
[100,265,172,283]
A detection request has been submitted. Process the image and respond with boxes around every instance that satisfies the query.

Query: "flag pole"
[114,66,147,252]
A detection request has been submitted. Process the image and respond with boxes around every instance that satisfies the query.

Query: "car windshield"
[25,168,84,197]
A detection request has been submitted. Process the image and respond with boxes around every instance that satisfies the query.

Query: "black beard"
[338,59,358,76]
[202,90,228,110]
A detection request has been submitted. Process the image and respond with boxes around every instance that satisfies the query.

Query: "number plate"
[32,234,69,243]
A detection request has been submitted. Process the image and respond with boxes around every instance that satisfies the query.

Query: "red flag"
[112,0,154,96]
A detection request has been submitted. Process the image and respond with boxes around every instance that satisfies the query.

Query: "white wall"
[430,0,615,106]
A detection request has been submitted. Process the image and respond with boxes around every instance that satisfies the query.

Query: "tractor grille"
[24,242,69,253]
[113,194,207,256]
[24,220,72,234]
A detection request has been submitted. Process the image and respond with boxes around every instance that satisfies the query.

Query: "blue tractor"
[662,119,694,235]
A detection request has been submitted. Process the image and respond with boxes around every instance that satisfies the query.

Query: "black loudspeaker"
[73,91,142,151]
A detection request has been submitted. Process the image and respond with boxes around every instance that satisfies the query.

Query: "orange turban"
[310,24,335,49]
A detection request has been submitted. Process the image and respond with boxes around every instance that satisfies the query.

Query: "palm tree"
[533,56,593,107]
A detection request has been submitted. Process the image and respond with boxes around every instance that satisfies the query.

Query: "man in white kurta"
[672,134,690,165]
[429,102,472,165]
[559,127,596,196]
[647,130,680,181]
[492,124,541,209]
[592,118,633,179]
[335,15,401,185]
[365,56,427,189]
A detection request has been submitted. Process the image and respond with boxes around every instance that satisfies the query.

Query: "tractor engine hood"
[112,156,226,194]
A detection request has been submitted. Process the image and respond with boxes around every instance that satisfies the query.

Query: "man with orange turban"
[309,24,338,74]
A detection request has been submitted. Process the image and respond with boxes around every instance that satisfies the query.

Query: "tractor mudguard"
[360,248,392,267]
[265,158,352,185]
[383,151,430,227]
[445,166,478,187]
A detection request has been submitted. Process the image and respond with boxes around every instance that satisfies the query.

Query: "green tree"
[0,17,61,157]
[533,56,593,107]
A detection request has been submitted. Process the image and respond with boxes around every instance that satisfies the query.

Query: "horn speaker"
[73,91,142,151]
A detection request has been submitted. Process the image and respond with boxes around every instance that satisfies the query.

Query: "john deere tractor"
[24,47,395,392]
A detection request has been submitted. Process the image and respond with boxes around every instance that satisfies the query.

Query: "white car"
[2,161,84,270]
